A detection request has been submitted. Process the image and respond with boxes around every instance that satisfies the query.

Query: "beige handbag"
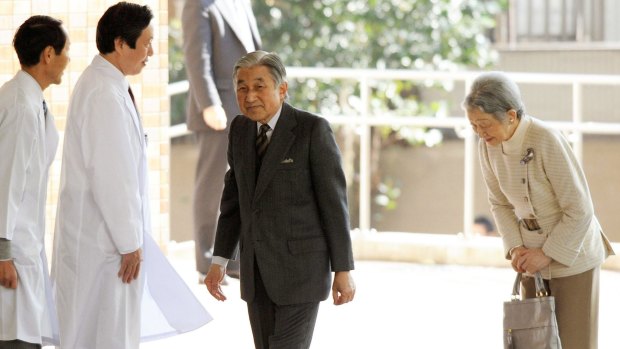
[503,272,562,349]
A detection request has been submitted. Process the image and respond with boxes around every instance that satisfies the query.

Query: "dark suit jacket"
[182,0,262,132]
[214,103,355,305]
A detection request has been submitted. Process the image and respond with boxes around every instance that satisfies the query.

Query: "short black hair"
[13,15,67,67]
[474,215,495,234]
[96,2,153,54]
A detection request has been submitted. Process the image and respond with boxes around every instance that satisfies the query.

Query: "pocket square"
[281,158,294,164]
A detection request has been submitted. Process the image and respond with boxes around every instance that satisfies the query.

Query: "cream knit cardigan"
[479,114,614,279]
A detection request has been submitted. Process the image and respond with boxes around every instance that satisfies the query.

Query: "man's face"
[118,25,154,76]
[48,36,70,85]
[235,65,287,124]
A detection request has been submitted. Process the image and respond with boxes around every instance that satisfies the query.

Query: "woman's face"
[467,108,517,146]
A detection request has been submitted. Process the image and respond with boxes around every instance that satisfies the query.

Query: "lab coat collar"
[92,54,129,91]
[91,54,142,141]
[15,70,44,104]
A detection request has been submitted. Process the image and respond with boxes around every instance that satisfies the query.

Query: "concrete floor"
[158,138,620,348]
[135,241,620,349]
[158,139,620,348]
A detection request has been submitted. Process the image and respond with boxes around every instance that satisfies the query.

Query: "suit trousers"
[192,131,239,275]
[0,340,41,349]
[522,267,599,349]
[247,262,320,349]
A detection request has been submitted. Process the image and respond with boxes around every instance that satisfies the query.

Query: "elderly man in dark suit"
[205,50,356,349]
[182,0,261,282]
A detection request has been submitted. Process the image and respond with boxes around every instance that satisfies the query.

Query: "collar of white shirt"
[256,104,283,140]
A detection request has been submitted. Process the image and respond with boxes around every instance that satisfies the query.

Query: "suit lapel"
[241,118,258,199]
[253,104,296,202]
[244,0,262,49]
[214,0,256,52]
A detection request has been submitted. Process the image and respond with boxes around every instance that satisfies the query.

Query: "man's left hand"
[332,271,355,305]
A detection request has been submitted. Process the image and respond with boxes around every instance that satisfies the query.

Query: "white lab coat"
[0,71,60,345]
[52,55,211,349]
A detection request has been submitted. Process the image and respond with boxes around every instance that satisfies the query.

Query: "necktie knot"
[259,123,270,135]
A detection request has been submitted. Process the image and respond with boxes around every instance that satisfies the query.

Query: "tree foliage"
[167,0,505,219]
[251,0,504,219]
[255,0,500,70]
[253,0,503,117]
[169,0,503,123]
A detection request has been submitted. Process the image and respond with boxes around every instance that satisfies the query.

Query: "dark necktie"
[256,124,271,173]
[128,86,149,146]
[256,124,271,159]
[128,86,137,111]
[42,100,48,120]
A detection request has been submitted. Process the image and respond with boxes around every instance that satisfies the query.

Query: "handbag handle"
[511,272,549,300]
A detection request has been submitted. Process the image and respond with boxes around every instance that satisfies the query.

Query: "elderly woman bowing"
[463,71,614,349]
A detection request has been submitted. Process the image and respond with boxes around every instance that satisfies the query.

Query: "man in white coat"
[0,16,69,349]
[52,3,211,349]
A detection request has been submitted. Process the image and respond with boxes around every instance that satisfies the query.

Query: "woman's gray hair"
[462,71,525,122]
[233,50,287,89]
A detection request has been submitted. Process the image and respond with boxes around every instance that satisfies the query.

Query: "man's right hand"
[118,248,142,284]
[205,264,227,301]
[202,105,227,130]
[0,260,17,289]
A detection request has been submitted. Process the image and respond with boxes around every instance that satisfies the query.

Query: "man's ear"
[278,81,288,100]
[40,46,55,64]
[114,37,125,52]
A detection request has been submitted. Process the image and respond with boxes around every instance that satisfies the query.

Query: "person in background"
[52,3,210,348]
[473,215,497,237]
[204,50,356,349]
[182,0,262,283]
[463,71,614,349]
[0,15,69,349]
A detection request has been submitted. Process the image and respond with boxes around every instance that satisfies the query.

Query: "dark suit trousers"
[247,262,320,349]
[193,131,239,275]
[0,340,41,349]
[522,267,599,349]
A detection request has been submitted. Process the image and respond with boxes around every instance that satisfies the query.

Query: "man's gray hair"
[462,71,525,122]
[233,50,287,89]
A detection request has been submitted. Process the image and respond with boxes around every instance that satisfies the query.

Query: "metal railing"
[168,68,620,237]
